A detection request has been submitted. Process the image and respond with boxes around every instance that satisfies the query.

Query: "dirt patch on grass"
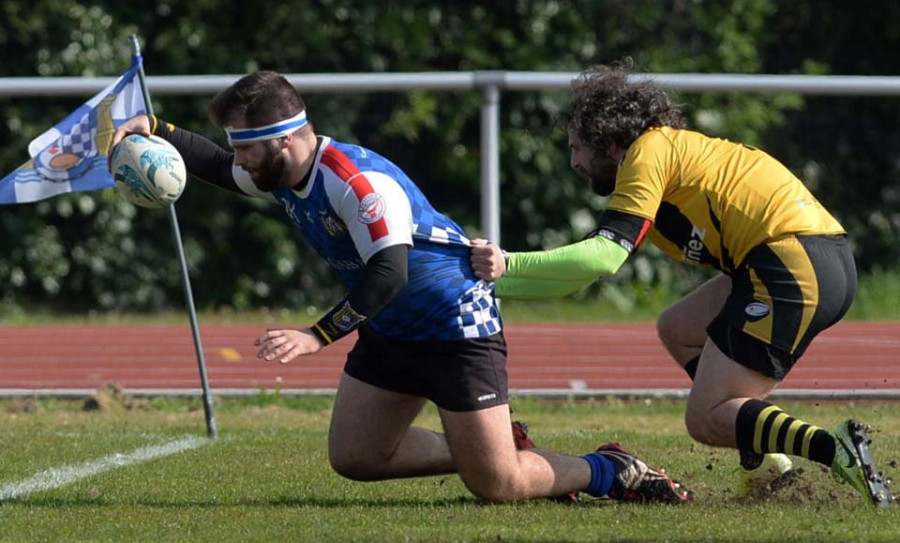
[82,383,150,412]
[735,465,861,506]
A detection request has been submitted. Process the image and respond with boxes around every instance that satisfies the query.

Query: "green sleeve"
[495,236,629,299]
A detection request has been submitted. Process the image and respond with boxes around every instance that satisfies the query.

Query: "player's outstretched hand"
[254,328,323,364]
[470,238,507,281]
[108,114,152,169]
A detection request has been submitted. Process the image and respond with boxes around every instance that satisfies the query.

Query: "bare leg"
[657,274,730,367]
[440,404,591,501]
[328,373,454,480]
[327,374,593,501]
[685,339,779,447]
[661,275,798,496]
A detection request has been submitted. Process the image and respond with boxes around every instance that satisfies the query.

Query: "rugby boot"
[831,419,894,508]
[594,442,692,504]
[511,420,535,450]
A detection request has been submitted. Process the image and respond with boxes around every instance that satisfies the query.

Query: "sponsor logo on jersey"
[683,225,707,263]
[744,302,771,320]
[320,210,346,237]
[358,192,386,224]
[280,198,302,226]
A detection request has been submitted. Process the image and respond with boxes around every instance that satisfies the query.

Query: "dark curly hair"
[208,71,306,129]
[567,59,685,153]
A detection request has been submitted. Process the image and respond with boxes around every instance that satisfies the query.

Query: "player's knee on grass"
[329,448,383,481]
[329,457,368,481]
[457,461,528,502]
[460,472,524,502]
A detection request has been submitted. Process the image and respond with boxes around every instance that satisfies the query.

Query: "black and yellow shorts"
[707,234,856,380]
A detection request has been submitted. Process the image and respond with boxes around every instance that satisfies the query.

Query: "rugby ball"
[110,134,186,208]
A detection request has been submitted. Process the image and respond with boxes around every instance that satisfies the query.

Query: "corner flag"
[0,61,146,204]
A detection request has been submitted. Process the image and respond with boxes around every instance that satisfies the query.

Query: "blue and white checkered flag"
[0,60,147,204]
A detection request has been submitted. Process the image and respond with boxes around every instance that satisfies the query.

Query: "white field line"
[0,435,207,501]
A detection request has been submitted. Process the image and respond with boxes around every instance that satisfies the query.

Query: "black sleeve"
[153,117,245,195]
[585,209,652,254]
[311,244,409,345]
[347,244,409,316]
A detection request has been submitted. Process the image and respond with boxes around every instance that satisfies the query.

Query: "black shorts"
[343,325,509,412]
[707,234,856,380]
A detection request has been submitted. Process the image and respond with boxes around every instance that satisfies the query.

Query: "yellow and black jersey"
[606,127,845,272]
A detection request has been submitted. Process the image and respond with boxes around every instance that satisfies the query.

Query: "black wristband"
[309,326,330,346]
[312,298,367,345]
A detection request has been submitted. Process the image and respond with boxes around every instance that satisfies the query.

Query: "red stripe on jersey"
[320,146,389,241]
[635,218,652,248]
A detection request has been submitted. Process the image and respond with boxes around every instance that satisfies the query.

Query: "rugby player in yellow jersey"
[471,60,893,508]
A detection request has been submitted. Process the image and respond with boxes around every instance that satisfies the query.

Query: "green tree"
[2,0,889,316]
[759,1,900,273]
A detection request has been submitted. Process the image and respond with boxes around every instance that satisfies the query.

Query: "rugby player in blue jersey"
[110,71,690,504]
[471,61,893,508]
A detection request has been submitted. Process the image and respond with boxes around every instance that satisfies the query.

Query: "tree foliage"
[0,0,897,314]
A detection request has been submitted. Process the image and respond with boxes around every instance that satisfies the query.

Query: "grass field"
[1,395,898,542]
[1,270,898,541]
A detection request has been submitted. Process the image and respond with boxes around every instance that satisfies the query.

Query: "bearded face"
[252,140,287,192]
[587,155,620,196]
[568,131,619,196]
[234,139,286,192]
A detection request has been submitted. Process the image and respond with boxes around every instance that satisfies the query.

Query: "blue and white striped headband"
[225,111,308,144]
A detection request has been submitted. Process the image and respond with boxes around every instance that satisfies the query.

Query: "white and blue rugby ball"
[111,134,186,208]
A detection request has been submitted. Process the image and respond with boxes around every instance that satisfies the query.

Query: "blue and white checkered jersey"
[231,136,501,341]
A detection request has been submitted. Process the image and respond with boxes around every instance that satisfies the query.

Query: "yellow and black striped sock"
[735,399,836,466]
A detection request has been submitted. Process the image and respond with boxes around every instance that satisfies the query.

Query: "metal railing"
[4,71,900,244]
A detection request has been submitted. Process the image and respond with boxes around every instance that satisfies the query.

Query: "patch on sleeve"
[358,192,386,224]
[331,300,367,331]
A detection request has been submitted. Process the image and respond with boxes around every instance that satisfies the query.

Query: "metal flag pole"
[129,34,218,439]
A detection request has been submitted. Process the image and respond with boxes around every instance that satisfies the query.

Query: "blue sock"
[583,452,615,497]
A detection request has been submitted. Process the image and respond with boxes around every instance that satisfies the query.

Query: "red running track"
[1,322,898,396]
